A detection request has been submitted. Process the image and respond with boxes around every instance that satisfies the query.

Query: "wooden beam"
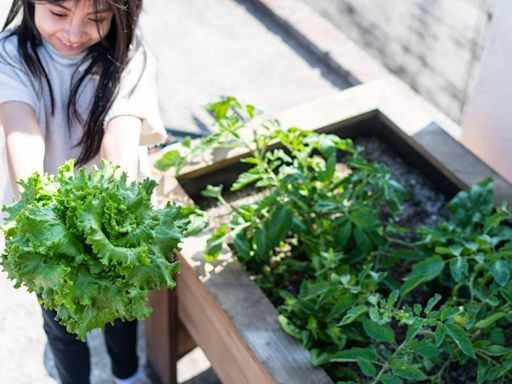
[145,287,178,384]
[176,253,276,384]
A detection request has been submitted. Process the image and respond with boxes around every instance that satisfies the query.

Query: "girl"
[0,1,166,383]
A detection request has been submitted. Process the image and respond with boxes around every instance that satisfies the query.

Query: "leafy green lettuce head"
[1,160,195,340]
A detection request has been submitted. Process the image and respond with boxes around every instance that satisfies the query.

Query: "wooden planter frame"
[144,79,512,384]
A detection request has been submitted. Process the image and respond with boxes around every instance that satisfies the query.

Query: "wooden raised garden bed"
[145,80,512,384]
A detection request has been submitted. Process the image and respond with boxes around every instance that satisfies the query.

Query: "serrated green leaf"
[482,344,510,356]
[330,347,377,377]
[381,374,403,384]
[291,217,308,234]
[475,312,508,329]
[405,323,422,344]
[330,347,377,363]
[278,315,302,339]
[326,326,347,348]
[413,340,438,358]
[240,156,260,165]
[440,306,460,320]
[317,135,337,181]
[487,355,512,380]
[368,306,381,323]
[490,260,510,286]
[245,104,256,118]
[353,227,372,255]
[337,219,352,248]
[387,290,399,306]
[255,227,267,257]
[447,178,494,226]
[449,257,469,282]
[183,210,209,236]
[327,295,355,321]
[232,233,251,258]
[231,167,264,191]
[350,205,380,230]
[267,205,293,243]
[435,324,445,347]
[357,359,376,377]
[153,149,185,172]
[314,199,338,211]
[201,184,224,199]
[310,348,332,367]
[425,294,442,314]
[338,305,368,326]
[401,255,445,297]
[181,136,192,148]
[205,225,228,261]
[445,323,476,358]
[388,359,427,381]
[361,316,395,343]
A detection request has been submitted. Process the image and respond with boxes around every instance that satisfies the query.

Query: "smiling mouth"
[57,37,84,50]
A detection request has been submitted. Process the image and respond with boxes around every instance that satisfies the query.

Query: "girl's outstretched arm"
[100,115,142,181]
[0,101,45,199]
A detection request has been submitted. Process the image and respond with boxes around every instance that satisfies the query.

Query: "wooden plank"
[176,318,197,359]
[413,122,512,204]
[176,252,277,384]
[145,287,178,384]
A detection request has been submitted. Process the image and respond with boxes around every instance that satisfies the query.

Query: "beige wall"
[301,0,496,123]
[461,0,512,183]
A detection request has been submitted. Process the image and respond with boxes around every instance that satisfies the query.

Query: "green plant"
[156,96,512,383]
[1,160,206,340]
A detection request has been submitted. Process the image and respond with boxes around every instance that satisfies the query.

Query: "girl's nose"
[67,17,84,44]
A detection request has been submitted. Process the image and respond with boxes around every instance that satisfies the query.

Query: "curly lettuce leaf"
[1,160,201,340]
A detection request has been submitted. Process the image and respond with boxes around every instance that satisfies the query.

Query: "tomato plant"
[157,97,512,383]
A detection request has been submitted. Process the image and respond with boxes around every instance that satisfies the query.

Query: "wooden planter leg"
[145,287,178,384]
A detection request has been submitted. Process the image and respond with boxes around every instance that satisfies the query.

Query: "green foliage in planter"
[156,97,512,383]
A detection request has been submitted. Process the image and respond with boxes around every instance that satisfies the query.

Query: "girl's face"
[34,0,113,57]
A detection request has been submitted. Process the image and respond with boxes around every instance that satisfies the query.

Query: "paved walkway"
[0,0,351,382]
[140,0,350,134]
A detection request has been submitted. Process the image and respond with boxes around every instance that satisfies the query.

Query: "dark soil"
[353,136,448,230]
[444,363,478,384]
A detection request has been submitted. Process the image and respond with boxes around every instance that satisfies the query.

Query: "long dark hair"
[2,0,144,166]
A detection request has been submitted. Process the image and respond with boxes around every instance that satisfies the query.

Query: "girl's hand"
[100,115,142,181]
[0,101,45,199]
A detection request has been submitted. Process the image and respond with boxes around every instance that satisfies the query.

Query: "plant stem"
[387,237,430,247]
[370,341,406,384]
[430,359,450,383]
[476,351,512,381]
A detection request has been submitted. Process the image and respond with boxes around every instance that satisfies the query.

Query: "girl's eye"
[89,18,106,23]
[50,11,66,18]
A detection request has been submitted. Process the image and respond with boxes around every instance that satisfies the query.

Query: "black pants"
[41,305,139,384]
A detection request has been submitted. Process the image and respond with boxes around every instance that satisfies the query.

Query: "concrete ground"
[140,0,350,135]
[0,0,352,382]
